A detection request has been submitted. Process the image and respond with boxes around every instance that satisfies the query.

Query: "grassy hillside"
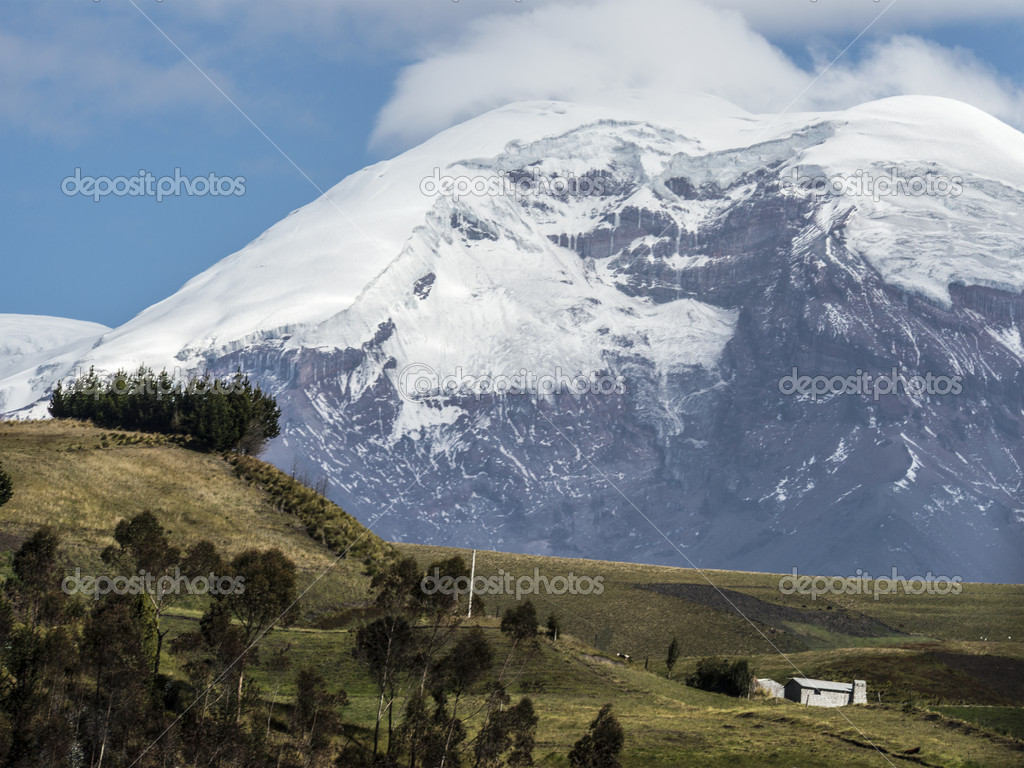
[1,419,1022,767]
[397,543,1024,665]
[0,418,392,618]
[159,614,1024,768]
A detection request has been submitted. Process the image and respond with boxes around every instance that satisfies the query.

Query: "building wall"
[852,680,867,704]
[800,688,851,707]
[783,680,856,707]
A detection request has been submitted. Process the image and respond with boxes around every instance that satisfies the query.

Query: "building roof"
[785,677,854,692]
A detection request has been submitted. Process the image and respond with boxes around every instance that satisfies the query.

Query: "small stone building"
[783,677,866,707]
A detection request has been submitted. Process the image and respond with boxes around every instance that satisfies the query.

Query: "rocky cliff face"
[5,96,1023,580]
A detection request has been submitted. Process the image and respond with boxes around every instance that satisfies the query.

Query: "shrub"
[686,656,753,697]
[568,704,624,768]
[0,460,12,507]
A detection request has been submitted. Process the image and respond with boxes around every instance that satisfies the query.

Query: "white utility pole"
[467,549,477,619]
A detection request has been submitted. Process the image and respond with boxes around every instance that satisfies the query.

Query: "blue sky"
[2,0,1022,329]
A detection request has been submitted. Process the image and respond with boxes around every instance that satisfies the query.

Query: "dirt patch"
[637,583,903,638]
[580,653,621,667]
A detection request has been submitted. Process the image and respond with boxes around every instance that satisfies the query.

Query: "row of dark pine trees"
[48,367,281,454]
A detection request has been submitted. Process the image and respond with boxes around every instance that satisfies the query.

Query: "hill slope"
[1,419,1022,766]
[0,419,391,616]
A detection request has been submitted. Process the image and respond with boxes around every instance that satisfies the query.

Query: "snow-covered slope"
[2,92,1022,580]
[5,94,1023,393]
[0,315,110,415]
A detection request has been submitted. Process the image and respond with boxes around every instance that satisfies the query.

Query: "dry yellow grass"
[0,419,380,616]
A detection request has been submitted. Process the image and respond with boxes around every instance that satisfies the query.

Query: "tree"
[505,696,539,768]
[47,378,67,418]
[165,547,298,762]
[181,538,226,578]
[81,596,161,767]
[291,667,346,763]
[546,614,560,642]
[5,526,71,631]
[370,555,424,614]
[412,556,473,698]
[0,528,80,764]
[217,547,299,724]
[474,694,537,768]
[169,600,251,760]
[498,600,538,681]
[221,548,299,644]
[230,373,282,456]
[433,628,493,768]
[568,704,624,768]
[101,511,183,677]
[728,659,754,697]
[354,615,416,758]
[394,689,435,768]
[0,460,12,507]
[666,638,680,680]
[500,601,538,647]
[473,688,514,768]
[370,556,473,768]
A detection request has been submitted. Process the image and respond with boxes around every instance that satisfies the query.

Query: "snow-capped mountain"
[3,92,1022,581]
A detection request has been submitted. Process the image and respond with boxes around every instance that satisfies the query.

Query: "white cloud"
[807,35,1024,127]
[371,0,1024,149]
[2,0,1021,145]
[371,0,807,148]
[0,8,229,137]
